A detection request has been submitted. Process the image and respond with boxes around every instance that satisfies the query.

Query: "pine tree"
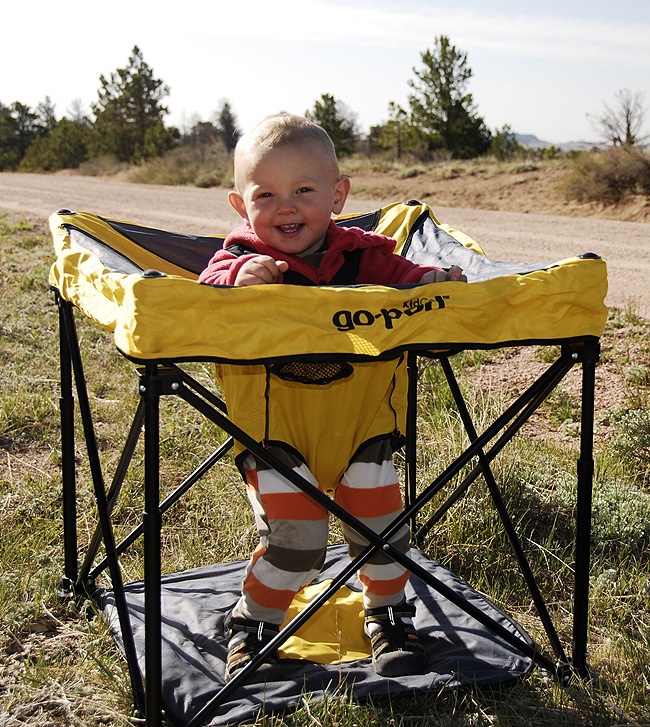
[0,102,41,169]
[408,36,491,159]
[92,46,174,163]
[214,100,241,153]
[306,94,358,157]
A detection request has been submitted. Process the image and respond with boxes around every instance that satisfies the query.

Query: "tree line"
[1,40,647,174]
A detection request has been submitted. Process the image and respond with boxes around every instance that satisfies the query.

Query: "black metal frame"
[54,291,599,727]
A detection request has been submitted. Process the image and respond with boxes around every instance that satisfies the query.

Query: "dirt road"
[2,172,648,316]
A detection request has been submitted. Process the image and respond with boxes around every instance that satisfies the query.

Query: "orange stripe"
[244,467,259,490]
[261,491,328,521]
[336,482,403,518]
[358,571,410,597]
[243,569,297,611]
[250,543,266,565]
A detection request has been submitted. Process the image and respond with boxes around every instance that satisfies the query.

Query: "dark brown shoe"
[224,615,282,682]
[364,602,426,677]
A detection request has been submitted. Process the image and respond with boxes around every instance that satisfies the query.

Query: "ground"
[346,161,650,223]
[462,330,639,454]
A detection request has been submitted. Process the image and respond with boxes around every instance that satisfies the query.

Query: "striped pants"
[231,438,411,625]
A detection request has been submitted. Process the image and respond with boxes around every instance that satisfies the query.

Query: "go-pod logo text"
[332,295,449,332]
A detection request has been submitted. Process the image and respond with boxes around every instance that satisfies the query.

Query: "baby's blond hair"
[233,114,340,192]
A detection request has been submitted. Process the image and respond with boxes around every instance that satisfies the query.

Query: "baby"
[200,114,465,682]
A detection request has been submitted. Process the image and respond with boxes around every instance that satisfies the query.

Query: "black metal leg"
[141,365,163,727]
[57,293,145,712]
[440,355,569,664]
[405,352,419,532]
[77,399,146,591]
[88,437,233,582]
[415,352,574,543]
[56,295,78,598]
[572,342,599,677]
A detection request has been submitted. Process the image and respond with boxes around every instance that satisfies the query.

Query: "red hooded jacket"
[198,220,441,286]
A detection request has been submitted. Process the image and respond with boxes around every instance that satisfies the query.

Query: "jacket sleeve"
[357,246,442,285]
[198,249,261,286]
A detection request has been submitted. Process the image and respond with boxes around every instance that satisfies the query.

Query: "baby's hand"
[234,256,290,286]
[419,265,467,284]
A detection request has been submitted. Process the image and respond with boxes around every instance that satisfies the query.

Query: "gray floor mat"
[103,545,534,726]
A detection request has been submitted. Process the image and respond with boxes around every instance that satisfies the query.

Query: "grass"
[1,211,650,725]
[339,155,563,183]
[124,143,234,189]
[124,144,566,192]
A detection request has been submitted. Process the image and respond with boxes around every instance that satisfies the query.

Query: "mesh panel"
[269,361,354,385]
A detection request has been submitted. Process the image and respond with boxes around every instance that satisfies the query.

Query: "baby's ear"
[228,191,249,222]
[332,175,351,215]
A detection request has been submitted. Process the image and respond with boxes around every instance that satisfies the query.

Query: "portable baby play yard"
[49,201,607,727]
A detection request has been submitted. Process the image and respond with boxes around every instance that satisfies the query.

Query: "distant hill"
[515,133,603,152]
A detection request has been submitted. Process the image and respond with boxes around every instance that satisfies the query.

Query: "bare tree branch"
[588,89,649,147]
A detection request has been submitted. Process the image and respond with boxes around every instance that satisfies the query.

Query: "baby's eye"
[297,187,313,194]
[256,192,273,199]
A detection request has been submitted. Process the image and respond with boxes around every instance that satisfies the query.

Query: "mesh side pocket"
[269,361,354,385]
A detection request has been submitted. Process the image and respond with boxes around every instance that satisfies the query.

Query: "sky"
[3,0,649,145]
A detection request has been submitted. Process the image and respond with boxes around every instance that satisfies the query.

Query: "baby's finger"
[254,256,285,282]
[448,265,467,282]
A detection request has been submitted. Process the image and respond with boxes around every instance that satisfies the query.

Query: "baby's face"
[230,143,349,255]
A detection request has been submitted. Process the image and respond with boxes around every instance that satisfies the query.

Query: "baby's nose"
[276,196,297,213]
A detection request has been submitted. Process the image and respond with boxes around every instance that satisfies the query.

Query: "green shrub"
[78,154,128,177]
[626,364,650,387]
[507,163,539,174]
[562,146,650,204]
[126,143,233,188]
[18,119,94,172]
[610,407,650,481]
[608,302,645,329]
[396,166,425,179]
